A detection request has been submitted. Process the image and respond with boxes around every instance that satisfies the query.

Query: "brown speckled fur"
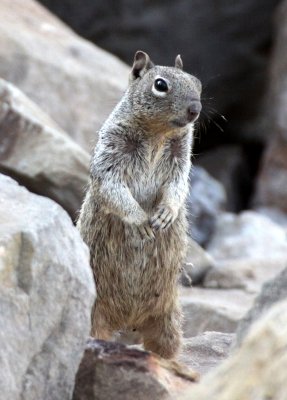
[77,51,201,359]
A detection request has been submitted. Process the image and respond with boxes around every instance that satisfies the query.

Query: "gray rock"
[181,287,255,337]
[39,0,280,145]
[0,0,129,151]
[0,174,95,400]
[180,332,234,376]
[253,0,287,213]
[73,339,198,400]
[236,267,287,346]
[0,78,89,220]
[181,238,215,286]
[207,211,287,260]
[187,166,226,246]
[179,300,287,400]
[205,211,287,291]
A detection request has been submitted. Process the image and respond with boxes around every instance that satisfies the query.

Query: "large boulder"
[39,0,280,144]
[236,267,287,346]
[179,300,287,400]
[0,78,89,220]
[0,0,129,151]
[0,174,95,400]
[254,0,287,213]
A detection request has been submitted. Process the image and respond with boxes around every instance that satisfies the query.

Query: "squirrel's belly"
[93,213,186,324]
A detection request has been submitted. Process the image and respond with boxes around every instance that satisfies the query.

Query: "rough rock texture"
[0,78,89,219]
[207,211,287,260]
[187,166,226,246]
[236,267,287,346]
[254,0,287,213]
[181,238,215,287]
[73,339,198,400]
[0,0,129,151]
[0,174,95,400]
[39,0,280,144]
[204,211,287,291]
[179,300,287,400]
[180,332,234,376]
[181,287,255,337]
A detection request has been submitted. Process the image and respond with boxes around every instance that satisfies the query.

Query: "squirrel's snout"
[187,101,202,122]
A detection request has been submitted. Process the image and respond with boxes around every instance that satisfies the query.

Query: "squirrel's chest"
[123,138,179,203]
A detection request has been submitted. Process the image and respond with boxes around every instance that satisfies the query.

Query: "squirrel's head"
[129,50,202,131]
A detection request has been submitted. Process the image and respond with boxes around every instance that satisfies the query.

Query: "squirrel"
[77,51,202,359]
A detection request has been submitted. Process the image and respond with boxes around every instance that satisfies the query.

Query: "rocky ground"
[0,1,287,399]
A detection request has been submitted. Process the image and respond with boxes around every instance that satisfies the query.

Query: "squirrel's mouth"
[170,119,188,128]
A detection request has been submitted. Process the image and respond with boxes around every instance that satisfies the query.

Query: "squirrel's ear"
[175,55,183,70]
[130,51,154,81]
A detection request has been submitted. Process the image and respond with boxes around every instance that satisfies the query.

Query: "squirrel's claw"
[150,206,174,231]
[138,222,155,241]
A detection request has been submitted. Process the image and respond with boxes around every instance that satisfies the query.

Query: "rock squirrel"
[77,51,202,359]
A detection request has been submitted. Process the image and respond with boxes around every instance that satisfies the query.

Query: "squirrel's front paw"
[150,206,176,231]
[137,222,155,241]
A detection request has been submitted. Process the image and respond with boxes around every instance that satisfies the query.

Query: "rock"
[181,238,215,286]
[73,339,198,400]
[207,211,287,260]
[256,206,287,232]
[254,0,287,213]
[179,300,287,400]
[236,267,287,346]
[180,332,234,376]
[0,0,129,151]
[39,0,280,145]
[0,78,89,219]
[204,211,287,291]
[180,287,255,337]
[0,174,95,400]
[187,166,226,246]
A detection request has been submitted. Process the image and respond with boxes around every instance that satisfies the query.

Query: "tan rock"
[0,0,129,151]
[0,78,89,219]
[179,300,287,400]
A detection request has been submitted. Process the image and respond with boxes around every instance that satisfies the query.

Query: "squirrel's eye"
[154,78,168,92]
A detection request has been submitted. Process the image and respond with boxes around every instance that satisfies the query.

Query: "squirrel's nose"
[187,101,202,122]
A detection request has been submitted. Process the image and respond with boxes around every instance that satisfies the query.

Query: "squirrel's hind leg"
[140,307,182,359]
[90,304,113,340]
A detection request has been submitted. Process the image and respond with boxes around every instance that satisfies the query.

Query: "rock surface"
[204,211,287,291]
[254,0,287,213]
[0,78,89,219]
[179,300,287,400]
[187,166,226,246]
[180,238,215,286]
[0,0,129,151]
[73,339,198,400]
[180,332,234,376]
[0,174,95,400]
[39,0,280,145]
[181,287,255,337]
[236,267,287,346]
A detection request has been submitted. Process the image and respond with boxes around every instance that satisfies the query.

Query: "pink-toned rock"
[73,339,198,400]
